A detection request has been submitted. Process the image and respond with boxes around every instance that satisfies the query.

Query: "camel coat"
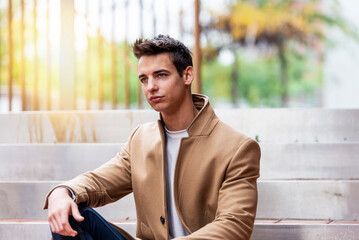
[44,94,261,240]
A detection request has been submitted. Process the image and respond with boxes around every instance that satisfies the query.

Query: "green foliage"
[202,0,357,107]
[238,54,281,107]
[201,44,322,107]
[286,46,322,98]
[201,59,231,101]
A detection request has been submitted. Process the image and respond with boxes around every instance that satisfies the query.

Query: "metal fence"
[0,0,201,111]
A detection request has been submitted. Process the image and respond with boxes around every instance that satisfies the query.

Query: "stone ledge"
[2,109,358,143]
[1,220,358,240]
[1,180,359,220]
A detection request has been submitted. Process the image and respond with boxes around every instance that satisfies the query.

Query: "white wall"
[323,0,359,108]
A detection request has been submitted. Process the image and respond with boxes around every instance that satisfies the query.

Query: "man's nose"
[147,78,158,91]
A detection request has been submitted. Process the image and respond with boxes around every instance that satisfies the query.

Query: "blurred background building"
[0,0,358,112]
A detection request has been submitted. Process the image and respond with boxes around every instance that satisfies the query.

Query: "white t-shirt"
[164,126,189,239]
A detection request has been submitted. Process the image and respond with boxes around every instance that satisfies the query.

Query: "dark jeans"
[51,203,126,240]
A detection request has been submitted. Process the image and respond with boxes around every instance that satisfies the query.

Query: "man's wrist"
[54,186,76,202]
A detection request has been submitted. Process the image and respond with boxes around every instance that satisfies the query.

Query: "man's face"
[138,53,190,114]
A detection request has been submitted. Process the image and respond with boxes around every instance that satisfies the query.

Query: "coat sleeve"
[43,126,139,209]
[176,138,261,240]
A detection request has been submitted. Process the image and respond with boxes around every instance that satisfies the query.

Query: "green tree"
[204,0,357,107]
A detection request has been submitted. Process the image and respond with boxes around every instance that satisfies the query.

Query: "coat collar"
[158,94,219,137]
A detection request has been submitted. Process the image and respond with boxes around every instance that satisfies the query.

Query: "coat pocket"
[140,222,155,239]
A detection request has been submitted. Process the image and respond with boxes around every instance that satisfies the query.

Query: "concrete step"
[259,142,359,179]
[1,180,358,220]
[251,220,359,240]
[0,110,156,144]
[1,109,358,143]
[1,143,358,181]
[0,143,123,181]
[0,220,136,240]
[0,181,136,220]
[256,180,359,220]
[0,220,358,240]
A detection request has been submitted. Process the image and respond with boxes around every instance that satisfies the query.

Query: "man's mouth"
[150,96,163,102]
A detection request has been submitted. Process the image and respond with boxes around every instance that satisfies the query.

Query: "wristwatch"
[67,187,76,201]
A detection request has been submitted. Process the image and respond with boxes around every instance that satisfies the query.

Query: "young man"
[45,35,261,240]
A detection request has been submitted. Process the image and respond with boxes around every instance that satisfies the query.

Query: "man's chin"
[149,103,164,112]
[150,106,162,112]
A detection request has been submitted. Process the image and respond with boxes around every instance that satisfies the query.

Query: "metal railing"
[0,0,201,112]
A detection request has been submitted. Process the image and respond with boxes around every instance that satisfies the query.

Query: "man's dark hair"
[132,35,193,77]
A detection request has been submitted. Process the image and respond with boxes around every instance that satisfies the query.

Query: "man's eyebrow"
[153,69,170,74]
[138,69,170,79]
[138,74,146,79]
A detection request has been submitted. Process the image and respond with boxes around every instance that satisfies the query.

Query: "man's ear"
[183,66,194,86]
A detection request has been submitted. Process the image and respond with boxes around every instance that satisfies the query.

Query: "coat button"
[160,216,165,224]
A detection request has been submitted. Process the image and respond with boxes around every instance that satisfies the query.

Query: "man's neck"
[161,99,199,131]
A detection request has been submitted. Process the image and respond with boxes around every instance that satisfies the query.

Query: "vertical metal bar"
[46,0,51,110]
[73,8,77,110]
[98,0,104,109]
[137,0,143,108]
[164,0,169,33]
[151,1,156,37]
[85,0,91,110]
[0,4,2,106]
[124,0,130,109]
[124,43,130,109]
[179,8,184,40]
[59,0,75,110]
[193,0,201,93]
[7,0,13,111]
[139,0,143,38]
[111,0,117,109]
[33,0,39,110]
[20,0,26,110]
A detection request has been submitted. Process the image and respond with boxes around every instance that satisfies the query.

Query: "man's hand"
[47,187,84,237]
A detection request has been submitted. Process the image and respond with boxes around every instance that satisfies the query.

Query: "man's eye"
[140,78,147,83]
[158,73,167,78]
